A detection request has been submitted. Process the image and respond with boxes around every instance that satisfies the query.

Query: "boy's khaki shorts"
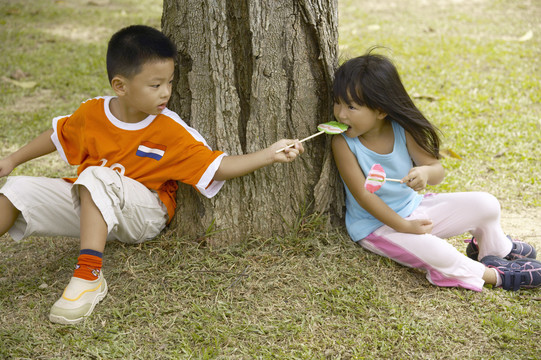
[1,166,168,243]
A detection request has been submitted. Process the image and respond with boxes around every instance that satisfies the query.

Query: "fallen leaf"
[2,76,37,89]
[87,0,111,6]
[10,68,28,80]
[439,149,463,159]
[518,30,533,42]
[502,30,534,42]
[5,8,20,15]
[493,148,508,158]
[412,93,438,102]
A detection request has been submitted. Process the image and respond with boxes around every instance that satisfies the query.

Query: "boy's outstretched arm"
[0,129,56,178]
[213,139,304,181]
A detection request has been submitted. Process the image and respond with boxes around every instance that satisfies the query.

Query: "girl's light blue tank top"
[342,121,423,241]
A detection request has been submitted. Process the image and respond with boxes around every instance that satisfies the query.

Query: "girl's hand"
[400,218,433,234]
[401,166,429,191]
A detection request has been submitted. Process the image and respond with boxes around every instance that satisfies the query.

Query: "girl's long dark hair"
[333,49,441,159]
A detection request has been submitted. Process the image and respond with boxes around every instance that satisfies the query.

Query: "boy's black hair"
[106,25,177,83]
[333,48,441,159]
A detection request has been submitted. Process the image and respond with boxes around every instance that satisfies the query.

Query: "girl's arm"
[402,131,445,191]
[0,129,56,178]
[332,135,432,235]
[214,139,303,181]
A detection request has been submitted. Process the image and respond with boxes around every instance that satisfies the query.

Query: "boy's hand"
[0,157,16,178]
[0,129,56,178]
[271,139,304,163]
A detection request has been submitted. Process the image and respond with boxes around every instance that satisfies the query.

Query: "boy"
[0,25,304,324]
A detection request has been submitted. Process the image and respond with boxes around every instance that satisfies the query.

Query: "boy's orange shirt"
[51,96,226,222]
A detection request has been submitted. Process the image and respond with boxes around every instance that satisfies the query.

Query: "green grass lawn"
[338,0,541,209]
[1,0,540,359]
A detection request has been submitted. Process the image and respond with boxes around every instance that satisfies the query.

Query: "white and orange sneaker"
[49,271,107,324]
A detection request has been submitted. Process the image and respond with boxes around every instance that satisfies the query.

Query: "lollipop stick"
[385,178,402,183]
[275,131,325,153]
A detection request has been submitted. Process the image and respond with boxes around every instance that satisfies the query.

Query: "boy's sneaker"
[49,271,107,324]
[465,235,537,261]
[481,255,541,291]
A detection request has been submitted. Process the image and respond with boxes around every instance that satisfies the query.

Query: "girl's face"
[333,99,387,138]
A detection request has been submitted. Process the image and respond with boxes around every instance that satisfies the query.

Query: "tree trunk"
[161,0,342,244]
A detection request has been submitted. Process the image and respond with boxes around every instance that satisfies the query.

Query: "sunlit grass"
[338,0,541,208]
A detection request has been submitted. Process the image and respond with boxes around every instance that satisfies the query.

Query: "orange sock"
[73,252,103,281]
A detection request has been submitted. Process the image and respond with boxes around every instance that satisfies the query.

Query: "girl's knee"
[472,192,501,217]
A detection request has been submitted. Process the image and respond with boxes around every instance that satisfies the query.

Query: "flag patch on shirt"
[136,141,167,161]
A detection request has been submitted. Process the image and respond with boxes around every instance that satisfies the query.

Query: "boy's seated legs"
[0,177,80,240]
[1,167,168,324]
[0,170,167,243]
[79,185,108,253]
[71,166,168,244]
[49,166,168,324]
[0,193,21,236]
[49,185,108,324]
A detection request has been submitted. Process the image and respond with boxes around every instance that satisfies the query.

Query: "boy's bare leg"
[49,185,108,324]
[78,186,107,252]
[0,194,20,236]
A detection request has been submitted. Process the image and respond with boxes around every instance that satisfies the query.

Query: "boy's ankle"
[73,250,103,281]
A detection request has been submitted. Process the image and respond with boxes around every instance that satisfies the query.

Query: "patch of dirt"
[500,208,541,249]
[3,88,53,113]
[42,24,111,44]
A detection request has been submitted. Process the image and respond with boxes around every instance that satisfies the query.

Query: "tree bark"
[161,0,342,244]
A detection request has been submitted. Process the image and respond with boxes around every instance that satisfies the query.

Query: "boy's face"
[118,59,174,122]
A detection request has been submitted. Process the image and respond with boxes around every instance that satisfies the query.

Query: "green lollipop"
[276,121,348,153]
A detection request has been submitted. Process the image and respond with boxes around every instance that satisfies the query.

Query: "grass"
[1,0,540,359]
[339,0,541,208]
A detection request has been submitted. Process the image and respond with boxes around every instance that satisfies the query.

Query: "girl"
[331,50,540,292]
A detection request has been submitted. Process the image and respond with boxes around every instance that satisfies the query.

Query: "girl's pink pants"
[361,192,512,291]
